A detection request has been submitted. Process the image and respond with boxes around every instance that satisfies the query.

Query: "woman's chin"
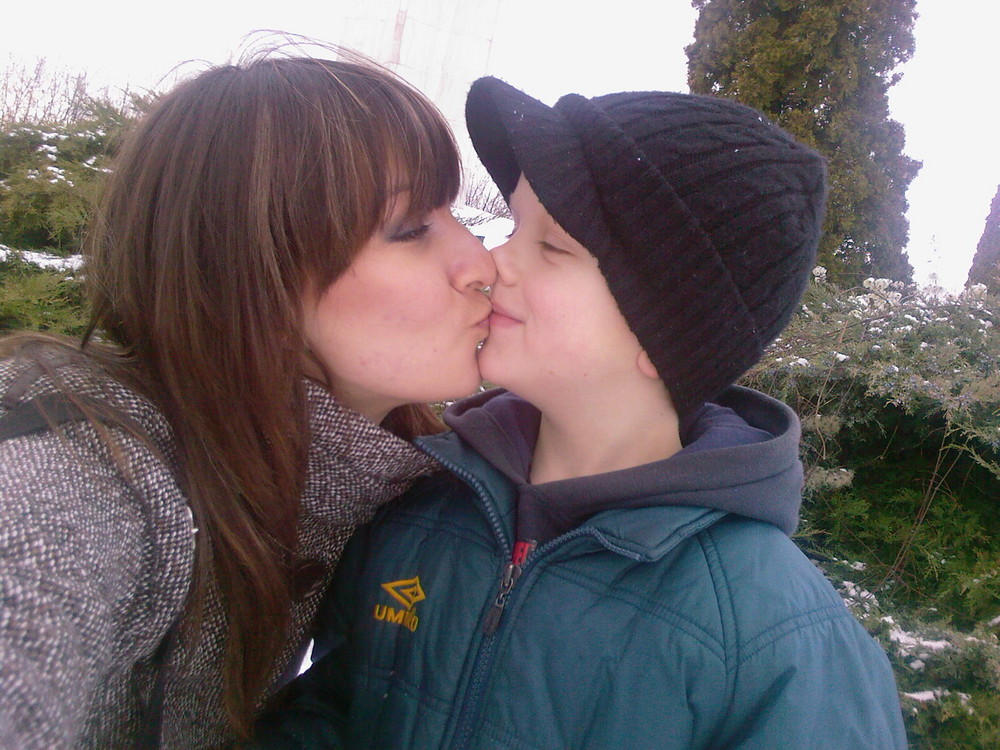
[435,370,486,404]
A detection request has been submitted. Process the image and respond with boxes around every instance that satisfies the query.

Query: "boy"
[254,78,908,749]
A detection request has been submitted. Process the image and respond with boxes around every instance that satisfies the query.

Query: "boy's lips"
[488,302,521,326]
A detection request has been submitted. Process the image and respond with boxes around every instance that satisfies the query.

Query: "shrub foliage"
[1,93,144,254]
[0,248,87,335]
[745,270,1000,748]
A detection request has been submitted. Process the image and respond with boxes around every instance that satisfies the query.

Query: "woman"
[0,53,494,748]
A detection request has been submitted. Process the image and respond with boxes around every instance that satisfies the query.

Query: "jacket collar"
[416,429,727,562]
[436,385,803,539]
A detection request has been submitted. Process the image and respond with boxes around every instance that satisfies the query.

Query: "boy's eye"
[540,240,569,255]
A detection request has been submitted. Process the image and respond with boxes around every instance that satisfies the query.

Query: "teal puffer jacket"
[256,430,907,749]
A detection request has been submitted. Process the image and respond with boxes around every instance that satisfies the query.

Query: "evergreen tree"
[686,0,921,284]
[966,185,1000,293]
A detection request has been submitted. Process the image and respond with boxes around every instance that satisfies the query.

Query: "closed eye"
[392,224,431,242]
[540,240,569,254]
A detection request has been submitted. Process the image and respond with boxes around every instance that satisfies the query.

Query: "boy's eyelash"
[540,241,567,254]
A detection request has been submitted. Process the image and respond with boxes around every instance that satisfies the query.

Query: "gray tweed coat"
[0,353,437,748]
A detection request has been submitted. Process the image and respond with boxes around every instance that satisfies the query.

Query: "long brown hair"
[5,53,459,736]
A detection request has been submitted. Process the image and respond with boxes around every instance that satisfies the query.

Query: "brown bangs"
[276,57,461,291]
[373,84,462,226]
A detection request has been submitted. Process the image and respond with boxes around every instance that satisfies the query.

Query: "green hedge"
[745,271,1000,748]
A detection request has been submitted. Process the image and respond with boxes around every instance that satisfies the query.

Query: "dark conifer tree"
[687,0,921,283]
[966,185,1000,293]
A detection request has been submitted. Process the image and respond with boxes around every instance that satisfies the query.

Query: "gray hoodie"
[443,385,804,545]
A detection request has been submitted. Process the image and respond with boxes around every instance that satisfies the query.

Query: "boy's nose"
[488,237,520,286]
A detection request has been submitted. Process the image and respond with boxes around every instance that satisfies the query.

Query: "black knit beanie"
[466,76,827,418]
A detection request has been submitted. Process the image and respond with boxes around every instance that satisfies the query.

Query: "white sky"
[4,0,998,291]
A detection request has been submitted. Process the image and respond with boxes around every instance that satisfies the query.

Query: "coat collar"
[416,430,727,563]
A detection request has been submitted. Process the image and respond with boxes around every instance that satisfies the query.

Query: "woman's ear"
[637,350,660,380]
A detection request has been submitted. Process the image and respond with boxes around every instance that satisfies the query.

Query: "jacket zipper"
[451,529,594,749]
[414,444,514,749]
[483,540,533,636]
[417,441,604,749]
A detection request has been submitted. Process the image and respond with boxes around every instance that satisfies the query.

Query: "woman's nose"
[453,223,498,290]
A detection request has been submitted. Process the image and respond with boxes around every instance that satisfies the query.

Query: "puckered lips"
[472,302,492,332]
[488,300,521,328]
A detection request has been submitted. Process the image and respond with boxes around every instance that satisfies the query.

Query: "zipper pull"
[483,561,520,636]
[482,540,535,636]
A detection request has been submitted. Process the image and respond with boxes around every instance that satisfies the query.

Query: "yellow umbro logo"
[381,577,426,610]
[374,576,425,632]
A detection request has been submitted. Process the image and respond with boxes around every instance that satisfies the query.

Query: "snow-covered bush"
[0,245,86,335]
[0,97,142,254]
[745,271,1000,747]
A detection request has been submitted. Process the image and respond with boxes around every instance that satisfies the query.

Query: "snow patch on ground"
[1,244,83,272]
[889,627,952,654]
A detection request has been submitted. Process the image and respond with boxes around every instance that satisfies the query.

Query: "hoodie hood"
[442,386,803,541]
